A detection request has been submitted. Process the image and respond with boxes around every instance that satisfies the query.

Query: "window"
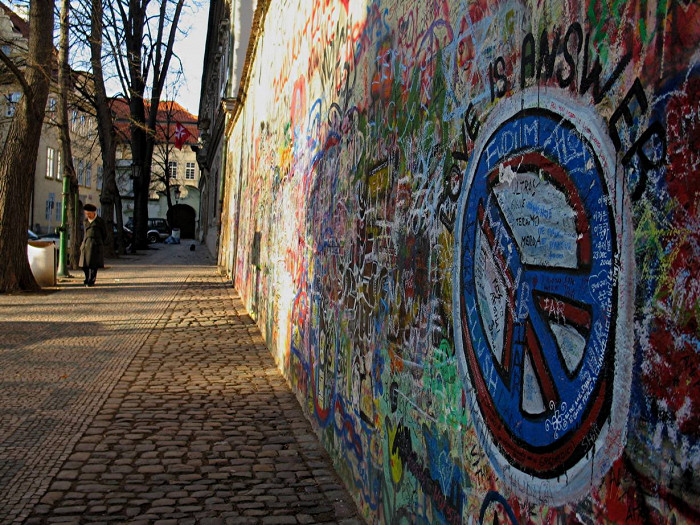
[55,201,62,222]
[168,161,178,178]
[71,110,78,132]
[5,92,20,117]
[185,162,196,180]
[86,162,92,188]
[97,165,103,190]
[1,44,11,56]
[56,150,62,180]
[77,160,84,185]
[45,194,55,220]
[46,147,55,179]
[47,97,57,113]
[219,50,228,98]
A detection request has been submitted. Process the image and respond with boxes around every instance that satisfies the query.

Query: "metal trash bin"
[27,241,56,287]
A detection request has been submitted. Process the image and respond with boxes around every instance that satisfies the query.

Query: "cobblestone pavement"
[0,243,361,524]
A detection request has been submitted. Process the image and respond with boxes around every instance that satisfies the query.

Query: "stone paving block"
[263,516,297,524]
[197,518,226,525]
[53,505,87,515]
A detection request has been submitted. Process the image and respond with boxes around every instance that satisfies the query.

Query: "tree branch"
[0,49,32,101]
[154,0,183,97]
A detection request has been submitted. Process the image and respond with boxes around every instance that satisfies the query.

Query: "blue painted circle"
[458,108,616,457]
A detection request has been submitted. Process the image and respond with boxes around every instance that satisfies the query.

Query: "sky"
[170,2,210,117]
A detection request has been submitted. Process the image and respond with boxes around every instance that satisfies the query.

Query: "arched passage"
[168,204,196,239]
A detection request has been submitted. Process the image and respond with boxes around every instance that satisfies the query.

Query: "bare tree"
[151,92,182,213]
[88,0,124,256]
[0,0,56,292]
[107,0,185,250]
[69,0,132,257]
[57,0,82,269]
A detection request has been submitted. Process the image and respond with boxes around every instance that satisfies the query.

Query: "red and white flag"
[174,121,192,150]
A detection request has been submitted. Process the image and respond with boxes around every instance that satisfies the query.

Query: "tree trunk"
[112,188,127,253]
[125,0,184,251]
[57,0,81,271]
[131,130,153,250]
[128,85,149,250]
[0,0,56,293]
[89,0,121,255]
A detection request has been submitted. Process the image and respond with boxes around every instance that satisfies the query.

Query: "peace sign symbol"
[453,93,633,502]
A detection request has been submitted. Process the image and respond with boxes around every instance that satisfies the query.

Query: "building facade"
[112,99,200,238]
[204,0,700,523]
[197,0,256,258]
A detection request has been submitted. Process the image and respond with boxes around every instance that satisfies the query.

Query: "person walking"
[79,204,107,287]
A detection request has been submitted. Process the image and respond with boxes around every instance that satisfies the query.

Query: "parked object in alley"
[27,241,56,286]
[165,228,181,245]
[146,218,171,243]
[126,217,171,244]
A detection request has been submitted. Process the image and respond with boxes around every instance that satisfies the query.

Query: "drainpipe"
[57,175,70,277]
[216,128,228,268]
[231,106,245,285]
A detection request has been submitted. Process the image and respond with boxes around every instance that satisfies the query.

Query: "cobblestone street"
[0,243,360,524]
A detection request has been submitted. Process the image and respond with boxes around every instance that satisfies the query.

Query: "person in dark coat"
[79,204,107,287]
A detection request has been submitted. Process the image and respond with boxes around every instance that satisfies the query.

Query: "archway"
[168,204,196,239]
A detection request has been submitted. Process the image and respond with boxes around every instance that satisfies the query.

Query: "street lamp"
[173,185,181,204]
[130,162,141,179]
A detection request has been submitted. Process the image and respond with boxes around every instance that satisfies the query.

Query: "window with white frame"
[47,97,57,113]
[5,92,20,117]
[77,159,84,185]
[46,147,55,179]
[55,201,62,222]
[185,162,196,180]
[168,161,178,178]
[86,162,92,188]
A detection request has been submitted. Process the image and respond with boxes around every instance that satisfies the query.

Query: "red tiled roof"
[0,2,29,39]
[111,98,199,146]
[0,2,63,81]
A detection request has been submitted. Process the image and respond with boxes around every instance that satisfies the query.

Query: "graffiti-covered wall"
[220,0,699,522]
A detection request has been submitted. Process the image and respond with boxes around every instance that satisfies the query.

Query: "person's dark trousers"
[83,267,98,286]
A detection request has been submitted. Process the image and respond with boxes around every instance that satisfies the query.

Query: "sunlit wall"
[219,0,700,522]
